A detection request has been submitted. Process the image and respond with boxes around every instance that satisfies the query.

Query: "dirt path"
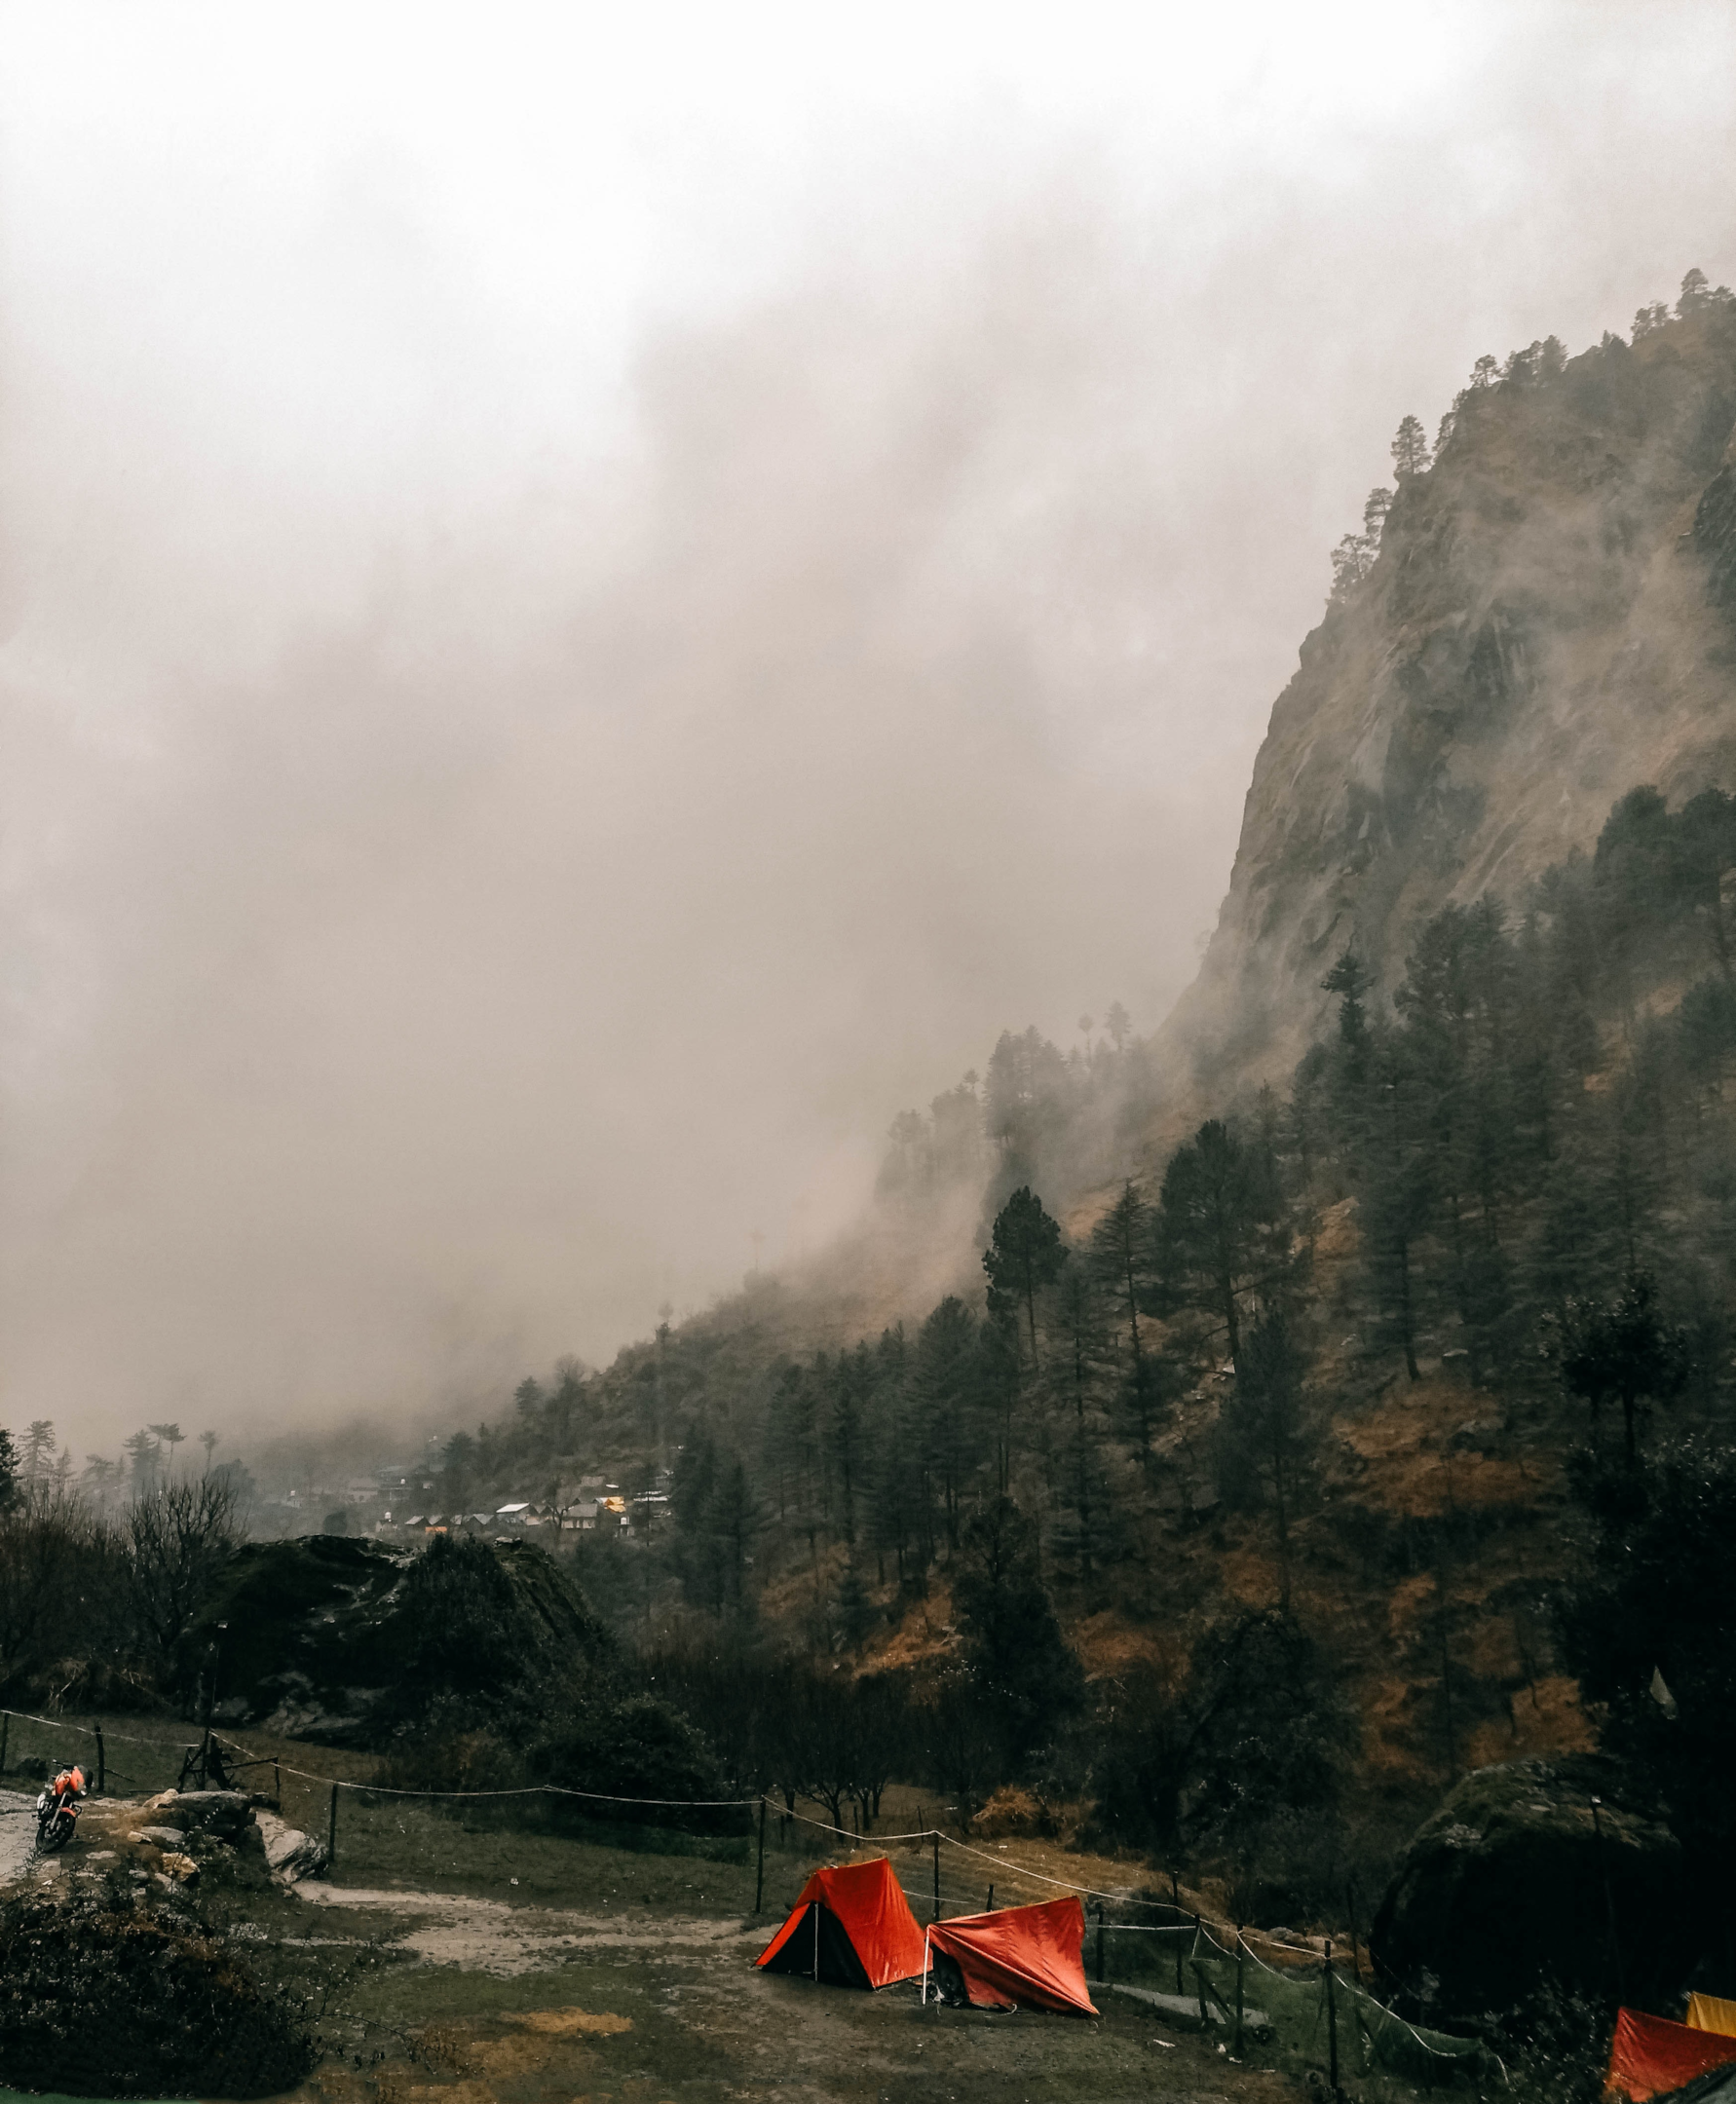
[0,1790,39,1886]
[295,1877,759,1975]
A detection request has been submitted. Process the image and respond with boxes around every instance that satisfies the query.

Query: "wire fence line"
[0,1704,1488,2074]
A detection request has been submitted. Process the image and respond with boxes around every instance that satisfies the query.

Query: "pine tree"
[1390,413,1431,478]
[983,1185,1066,1373]
[1216,1311,1309,1606]
[914,1296,984,1554]
[952,1497,1084,1770]
[1048,1261,1111,1580]
[1155,1120,1286,1365]
[1561,1271,1688,1464]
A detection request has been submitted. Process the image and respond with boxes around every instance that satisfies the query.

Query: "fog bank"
[2,2,1733,1449]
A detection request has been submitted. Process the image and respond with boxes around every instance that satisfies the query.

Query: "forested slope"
[423,273,1736,1907]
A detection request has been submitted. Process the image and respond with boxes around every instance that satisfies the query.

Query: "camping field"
[243,1810,1441,2104]
[0,1719,1453,2103]
[266,1865,1366,2104]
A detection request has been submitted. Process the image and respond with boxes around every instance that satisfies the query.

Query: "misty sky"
[3,1,1734,1454]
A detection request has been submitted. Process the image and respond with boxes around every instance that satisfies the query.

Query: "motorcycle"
[34,1784,80,1853]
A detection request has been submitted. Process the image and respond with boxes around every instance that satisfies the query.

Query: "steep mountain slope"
[1161,298,1736,1113]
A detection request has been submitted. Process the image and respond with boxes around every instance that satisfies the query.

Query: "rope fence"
[0,1704,1490,2081]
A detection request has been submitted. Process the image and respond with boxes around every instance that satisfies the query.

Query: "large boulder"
[180,1532,611,1743]
[1372,1755,1689,2018]
[255,1808,331,1883]
[139,1787,254,1841]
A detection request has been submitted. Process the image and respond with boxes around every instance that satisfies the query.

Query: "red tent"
[925,1897,1099,2015]
[1605,2009,1736,2100]
[755,1857,927,1990]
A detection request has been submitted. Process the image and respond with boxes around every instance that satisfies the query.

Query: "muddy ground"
[282,1874,1306,2104]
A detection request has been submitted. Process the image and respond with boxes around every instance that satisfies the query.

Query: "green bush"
[0,1881,314,2098]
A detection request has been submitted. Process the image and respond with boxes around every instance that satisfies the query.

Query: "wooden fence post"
[931,1831,940,1923]
[328,1784,339,1869]
[1172,1872,1184,1992]
[1234,1927,1246,2057]
[754,1796,767,1914]
[986,1883,994,1912]
[94,1727,104,1795]
[1096,1903,1106,1983]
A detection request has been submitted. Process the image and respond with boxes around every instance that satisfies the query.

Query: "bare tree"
[123,1477,240,1675]
[199,1430,219,1472]
[0,1484,113,1693]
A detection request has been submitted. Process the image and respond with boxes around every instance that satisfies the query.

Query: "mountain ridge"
[1154,293,1736,1130]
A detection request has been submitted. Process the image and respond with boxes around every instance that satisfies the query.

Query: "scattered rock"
[146,1788,255,1841]
[255,1807,332,1883]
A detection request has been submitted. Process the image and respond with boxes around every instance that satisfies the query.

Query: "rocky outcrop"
[104,1788,272,1891]
[181,1530,609,1743]
[1160,304,1736,1114]
[1371,1755,1689,2019]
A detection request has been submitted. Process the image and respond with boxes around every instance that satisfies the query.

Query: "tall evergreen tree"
[1154,1119,1286,1364]
[952,1496,1084,1771]
[983,1185,1066,1372]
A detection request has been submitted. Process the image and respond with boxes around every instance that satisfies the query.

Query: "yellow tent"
[1686,1995,1736,2039]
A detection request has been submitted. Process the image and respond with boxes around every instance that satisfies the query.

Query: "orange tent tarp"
[1606,2009,1736,2100]
[1688,1998,1736,2041]
[755,1857,926,1990]
[925,1897,1099,2016]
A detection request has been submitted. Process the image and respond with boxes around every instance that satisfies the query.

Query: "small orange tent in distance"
[925,1897,1099,2015]
[756,1858,927,1990]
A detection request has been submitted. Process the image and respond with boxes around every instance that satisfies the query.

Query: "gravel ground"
[0,1788,39,1886]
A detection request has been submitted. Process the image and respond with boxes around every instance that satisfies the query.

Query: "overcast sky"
[3,1,1734,1455]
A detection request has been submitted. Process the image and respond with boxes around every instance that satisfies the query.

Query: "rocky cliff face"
[1162,303,1736,1104]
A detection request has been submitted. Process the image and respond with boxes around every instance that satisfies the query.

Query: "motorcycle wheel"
[37,1815,72,1853]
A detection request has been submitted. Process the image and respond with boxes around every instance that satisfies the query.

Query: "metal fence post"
[931,1831,940,1922]
[328,1784,339,1869]
[1096,1903,1106,1983]
[755,1796,766,1914]
[94,1726,104,1795]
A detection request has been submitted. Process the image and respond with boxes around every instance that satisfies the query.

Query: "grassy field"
[0,1714,1479,2102]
